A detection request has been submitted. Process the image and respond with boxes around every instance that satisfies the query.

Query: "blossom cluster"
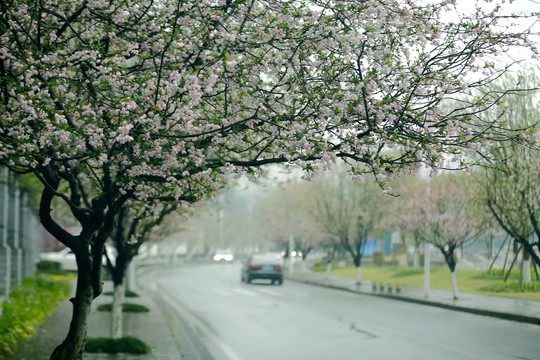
[0,0,538,214]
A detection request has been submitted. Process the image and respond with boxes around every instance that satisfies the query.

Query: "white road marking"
[213,289,231,297]
[257,288,283,297]
[160,286,244,360]
[234,288,258,296]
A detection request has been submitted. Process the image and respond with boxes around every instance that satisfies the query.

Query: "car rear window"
[251,254,283,265]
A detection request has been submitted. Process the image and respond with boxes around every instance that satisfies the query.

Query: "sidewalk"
[286,270,540,325]
[5,279,183,360]
[7,267,540,359]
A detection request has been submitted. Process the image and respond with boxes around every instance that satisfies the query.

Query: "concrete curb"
[287,276,540,326]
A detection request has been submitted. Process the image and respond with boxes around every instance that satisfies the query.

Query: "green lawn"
[319,265,540,301]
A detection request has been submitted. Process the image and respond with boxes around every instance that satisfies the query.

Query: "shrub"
[85,336,151,354]
[311,261,327,272]
[372,250,385,266]
[0,273,71,357]
[103,290,139,298]
[36,260,61,271]
[97,303,150,312]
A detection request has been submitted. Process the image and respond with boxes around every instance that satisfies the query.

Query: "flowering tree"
[1,0,538,358]
[105,204,177,340]
[475,69,540,278]
[423,174,482,299]
[309,168,389,285]
[387,175,428,269]
[257,178,328,273]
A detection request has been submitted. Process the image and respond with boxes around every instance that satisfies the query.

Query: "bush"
[97,303,150,312]
[36,260,61,271]
[103,290,139,298]
[311,261,327,272]
[372,250,384,266]
[85,336,151,354]
[0,273,71,357]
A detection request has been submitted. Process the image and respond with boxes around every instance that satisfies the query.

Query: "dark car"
[241,253,284,285]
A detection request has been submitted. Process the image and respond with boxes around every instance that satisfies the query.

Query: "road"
[139,263,539,360]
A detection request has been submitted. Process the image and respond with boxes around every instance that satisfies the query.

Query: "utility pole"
[424,182,431,298]
[288,234,294,276]
[424,242,431,298]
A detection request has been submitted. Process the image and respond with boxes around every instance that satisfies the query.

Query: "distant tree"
[474,69,540,279]
[105,203,177,340]
[423,174,482,299]
[309,168,389,285]
[387,176,428,269]
[256,178,326,272]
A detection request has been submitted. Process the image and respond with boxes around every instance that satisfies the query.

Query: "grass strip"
[0,272,72,357]
[314,265,540,301]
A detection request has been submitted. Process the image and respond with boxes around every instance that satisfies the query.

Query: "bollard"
[372,283,377,291]
[387,284,393,293]
[379,283,385,292]
[396,285,401,294]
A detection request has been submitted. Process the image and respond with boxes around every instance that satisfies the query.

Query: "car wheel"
[246,277,251,284]
[277,279,283,285]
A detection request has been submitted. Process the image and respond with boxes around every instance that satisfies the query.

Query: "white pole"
[288,234,294,276]
[424,182,431,298]
[424,242,431,298]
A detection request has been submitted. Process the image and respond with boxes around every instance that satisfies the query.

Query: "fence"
[0,168,42,298]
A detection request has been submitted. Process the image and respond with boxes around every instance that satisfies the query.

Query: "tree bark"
[523,248,531,284]
[300,259,307,276]
[50,263,94,360]
[324,263,332,280]
[111,281,125,339]
[450,271,459,300]
[355,266,362,285]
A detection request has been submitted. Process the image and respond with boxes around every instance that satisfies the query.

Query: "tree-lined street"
[1,0,539,357]
[140,263,540,360]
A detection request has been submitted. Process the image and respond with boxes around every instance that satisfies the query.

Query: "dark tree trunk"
[438,245,457,272]
[436,244,459,299]
[487,199,540,269]
[50,260,94,360]
[39,177,116,360]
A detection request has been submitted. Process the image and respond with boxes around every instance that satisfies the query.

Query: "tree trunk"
[450,271,459,300]
[355,266,362,285]
[413,236,420,270]
[50,269,94,360]
[398,253,408,268]
[301,259,307,276]
[324,263,332,280]
[523,248,531,284]
[111,281,125,339]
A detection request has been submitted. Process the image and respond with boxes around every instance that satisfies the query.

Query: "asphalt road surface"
[139,263,539,360]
